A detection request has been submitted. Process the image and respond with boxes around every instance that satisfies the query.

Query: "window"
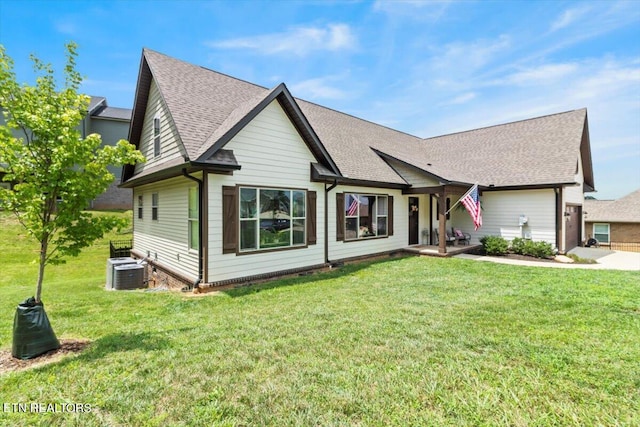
[152,193,159,220]
[188,187,199,251]
[137,195,143,219]
[344,194,388,240]
[239,187,306,252]
[593,223,610,244]
[153,116,161,157]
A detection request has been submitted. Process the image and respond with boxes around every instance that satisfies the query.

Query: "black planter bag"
[12,297,60,360]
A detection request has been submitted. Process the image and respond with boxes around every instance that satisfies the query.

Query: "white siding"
[328,185,408,261]
[207,100,325,282]
[133,176,200,281]
[454,189,557,247]
[385,158,440,187]
[134,80,186,175]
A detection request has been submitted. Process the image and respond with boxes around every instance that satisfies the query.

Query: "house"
[0,96,133,209]
[584,189,640,251]
[82,97,133,209]
[120,49,595,288]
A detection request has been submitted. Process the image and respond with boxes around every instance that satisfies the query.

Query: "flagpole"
[445,183,477,215]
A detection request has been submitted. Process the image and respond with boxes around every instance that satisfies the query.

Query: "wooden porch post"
[438,187,447,254]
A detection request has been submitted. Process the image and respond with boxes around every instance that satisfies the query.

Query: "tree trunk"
[35,235,47,303]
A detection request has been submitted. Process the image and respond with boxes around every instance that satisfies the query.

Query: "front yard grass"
[0,212,639,426]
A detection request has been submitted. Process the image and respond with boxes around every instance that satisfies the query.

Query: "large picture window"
[239,187,306,252]
[344,194,388,240]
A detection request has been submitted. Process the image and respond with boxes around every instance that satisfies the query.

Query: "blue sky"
[1,0,638,199]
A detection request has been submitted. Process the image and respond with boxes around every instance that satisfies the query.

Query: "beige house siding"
[465,189,557,247]
[134,80,186,175]
[207,100,325,282]
[328,185,408,261]
[133,175,200,281]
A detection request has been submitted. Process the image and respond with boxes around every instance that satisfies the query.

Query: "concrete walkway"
[454,247,640,271]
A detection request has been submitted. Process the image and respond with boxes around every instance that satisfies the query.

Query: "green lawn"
[1,212,639,426]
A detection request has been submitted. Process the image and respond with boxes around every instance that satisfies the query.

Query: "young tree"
[0,42,144,303]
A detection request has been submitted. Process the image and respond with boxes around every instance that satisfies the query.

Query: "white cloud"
[441,92,476,106]
[550,6,591,32]
[206,24,356,56]
[502,63,579,86]
[373,0,452,21]
[289,75,349,100]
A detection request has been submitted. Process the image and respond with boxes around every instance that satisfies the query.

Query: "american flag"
[347,195,359,216]
[460,184,482,230]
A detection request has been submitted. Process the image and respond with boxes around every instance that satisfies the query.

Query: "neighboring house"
[120,49,595,288]
[584,189,640,251]
[0,96,132,209]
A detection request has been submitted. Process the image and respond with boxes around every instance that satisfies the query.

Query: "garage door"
[565,205,581,250]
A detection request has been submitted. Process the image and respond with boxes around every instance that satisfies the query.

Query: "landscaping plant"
[0,42,143,358]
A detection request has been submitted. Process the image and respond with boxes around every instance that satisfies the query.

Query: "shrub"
[510,238,556,258]
[511,237,527,255]
[480,236,509,256]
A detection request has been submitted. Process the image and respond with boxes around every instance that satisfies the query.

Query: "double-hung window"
[188,187,199,251]
[152,193,159,221]
[153,116,161,157]
[344,194,388,240]
[239,187,306,252]
[593,223,610,244]
[137,195,144,219]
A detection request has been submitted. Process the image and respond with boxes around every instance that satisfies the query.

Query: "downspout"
[182,168,203,289]
[324,180,338,264]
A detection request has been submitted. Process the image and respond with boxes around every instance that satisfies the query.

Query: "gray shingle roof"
[584,189,640,223]
[136,49,592,189]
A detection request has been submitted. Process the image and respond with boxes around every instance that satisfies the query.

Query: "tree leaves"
[0,42,145,300]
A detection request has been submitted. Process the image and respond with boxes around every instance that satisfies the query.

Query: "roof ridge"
[296,97,424,141]
[423,108,587,141]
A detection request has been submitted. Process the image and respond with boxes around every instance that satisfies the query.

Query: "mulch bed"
[0,339,91,375]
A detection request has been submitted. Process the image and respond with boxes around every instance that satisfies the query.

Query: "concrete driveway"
[455,247,640,271]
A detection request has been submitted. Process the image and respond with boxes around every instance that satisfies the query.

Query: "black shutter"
[222,186,237,254]
[388,195,394,236]
[336,193,344,241]
[307,191,317,245]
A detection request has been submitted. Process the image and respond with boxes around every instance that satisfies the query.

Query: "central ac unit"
[106,257,137,289]
[113,264,145,290]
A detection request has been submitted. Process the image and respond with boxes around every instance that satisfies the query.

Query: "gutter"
[182,168,203,289]
[324,180,338,264]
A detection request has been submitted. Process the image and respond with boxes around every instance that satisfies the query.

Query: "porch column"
[438,188,447,254]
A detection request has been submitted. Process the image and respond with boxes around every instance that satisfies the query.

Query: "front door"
[409,197,419,245]
[565,205,581,251]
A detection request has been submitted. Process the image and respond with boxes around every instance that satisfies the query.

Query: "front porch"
[404,244,482,257]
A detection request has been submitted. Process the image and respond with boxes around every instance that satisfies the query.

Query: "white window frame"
[238,187,306,253]
[593,223,610,244]
[188,187,199,251]
[137,195,144,220]
[153,115,161,158]
[152,193,159,221]
[345,193,388,241]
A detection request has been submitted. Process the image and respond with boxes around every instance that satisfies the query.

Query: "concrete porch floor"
[404,244,482,257]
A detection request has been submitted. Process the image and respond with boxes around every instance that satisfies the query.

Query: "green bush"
[480,235,509,256]
[509,238,556,258]
[526,241,555,258]
[511,237,527,255]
